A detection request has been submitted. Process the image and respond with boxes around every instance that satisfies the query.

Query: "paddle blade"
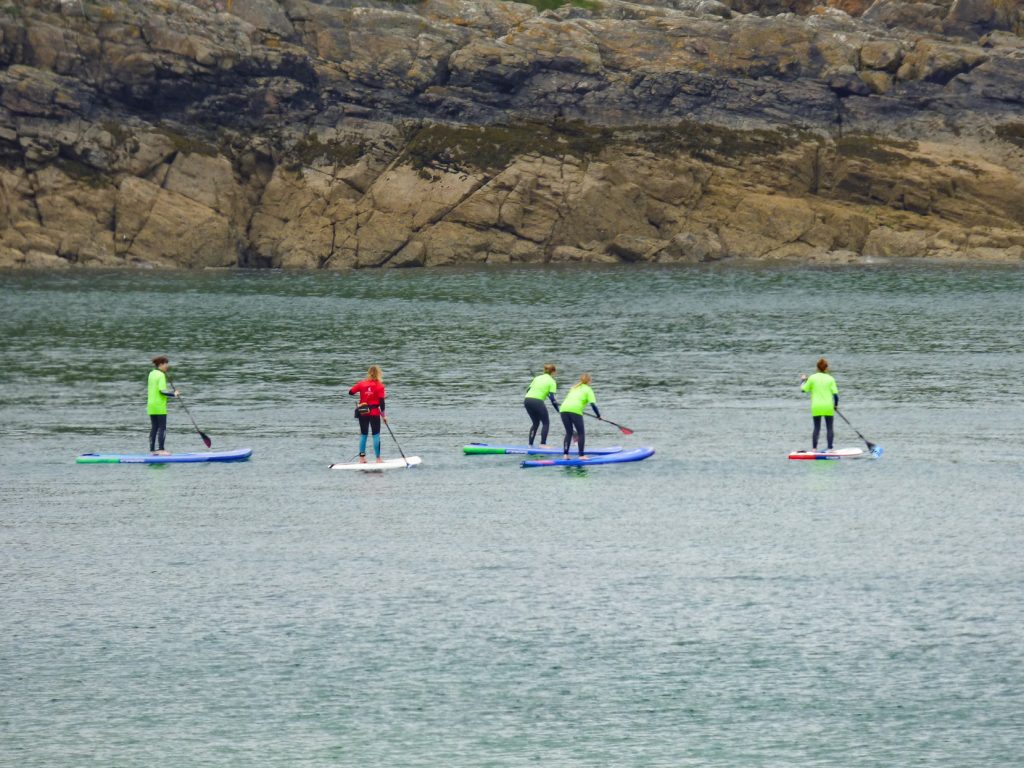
[870,444,883,458]
[597,415,634,435]
[200,432,212,448]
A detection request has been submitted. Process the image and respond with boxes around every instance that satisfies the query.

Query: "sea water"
[1,264,1022,766]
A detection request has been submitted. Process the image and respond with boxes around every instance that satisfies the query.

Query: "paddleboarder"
[560,373,601,460]
[524,364,559,447]
[147,356,179,455]
[349,365,387,464]
[800,357,839,451]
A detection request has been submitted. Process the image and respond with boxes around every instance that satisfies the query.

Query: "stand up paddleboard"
[522,446,655,468]
[788,447,868,460]
[330,456,422,471]
[77,448,253,464]
[463,443,623,456]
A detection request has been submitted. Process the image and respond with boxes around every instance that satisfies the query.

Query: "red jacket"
[349,379,386,417]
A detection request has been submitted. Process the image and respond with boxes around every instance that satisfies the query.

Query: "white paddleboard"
[330,456,422,471]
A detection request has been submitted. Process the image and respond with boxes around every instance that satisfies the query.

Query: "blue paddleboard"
[464,443,623,455]
[521,446,655,467]
[77,448,253,464]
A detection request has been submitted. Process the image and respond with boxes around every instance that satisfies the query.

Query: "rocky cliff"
[1,0,1022,268]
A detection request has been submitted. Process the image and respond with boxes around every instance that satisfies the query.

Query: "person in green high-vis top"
[559,373,601,459]
[524,363,559,447]
[148,355,179,454]
[800,357,838,451]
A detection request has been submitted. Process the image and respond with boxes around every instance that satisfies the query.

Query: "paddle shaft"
[382,417,409,464]
[167,378,212,448]
[582,411,634,435]
[834,407,875,450]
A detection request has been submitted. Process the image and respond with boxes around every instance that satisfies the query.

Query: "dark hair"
[152,355,169,367]
[817,357,829,372]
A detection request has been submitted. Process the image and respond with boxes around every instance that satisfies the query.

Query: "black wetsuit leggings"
[561,412,585,455]
[149,414,167,452]
[358,414,382,436]
[524,397,549,445]
[812,415,834,450]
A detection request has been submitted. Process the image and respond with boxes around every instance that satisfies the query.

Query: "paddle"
[834,407,882,457]
[382,417,410,467]
[167,378,212,448]
[582,411,634,435]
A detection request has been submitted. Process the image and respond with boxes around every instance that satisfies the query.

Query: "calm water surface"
[1,265,1022,766]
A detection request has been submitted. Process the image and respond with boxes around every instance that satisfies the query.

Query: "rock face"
[0,0,1022,269]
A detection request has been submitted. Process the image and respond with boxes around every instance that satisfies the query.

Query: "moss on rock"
[53,157,112,188]
[995,123,1024,149]
[508,0,600,10]
[835,133,918,165]
[287,134,366,169]
[631,121,807,162]
[156,126,219,158]
[402,120,613,173]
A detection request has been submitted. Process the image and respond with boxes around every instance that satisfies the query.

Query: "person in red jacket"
[349,364,387,463]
